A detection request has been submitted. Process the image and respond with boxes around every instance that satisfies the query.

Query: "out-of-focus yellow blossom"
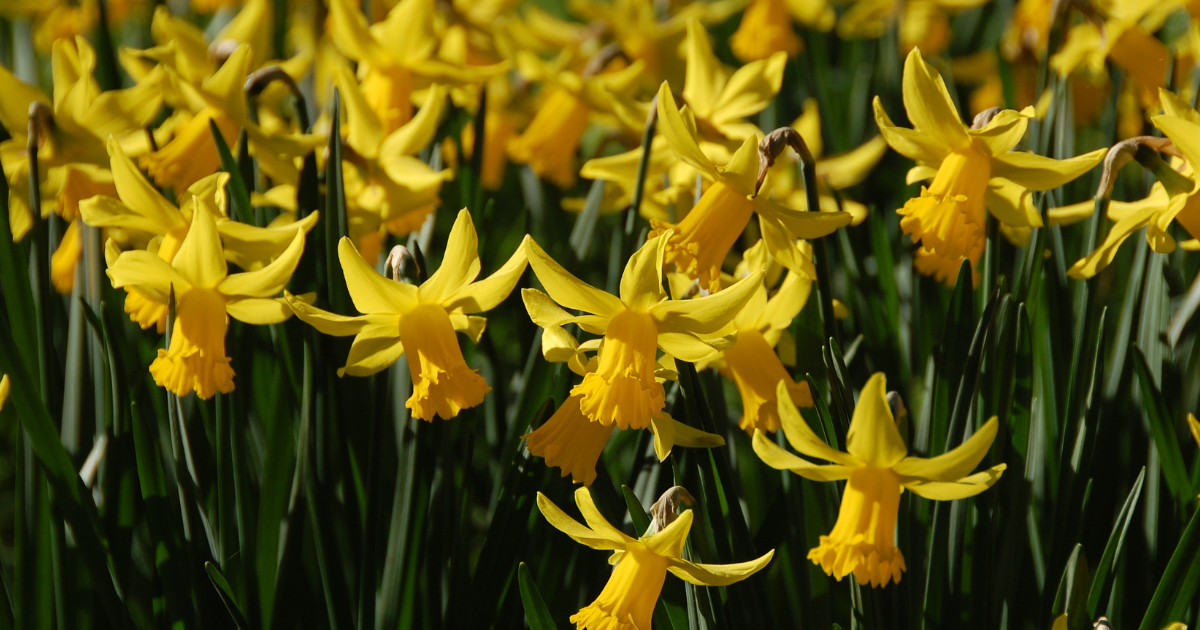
[520,312,724,485]
[765,99,888,226]
[653,84,852,291]
[571,136,695,222]
[1051,0,1172,103]
[1,0,99,52]
[875,50,1105,285]
[754,373,1006,587]
[0,374,8,412]
[1002,0,1053,61]
[838,0,987,55]
[537,487,773,630]
[286,209,527,421]
[700,241,815,434]
[524,232,762,430]
[732,0,836,61]
[1067,91,1200,278]
[82,139,318,331]
[1,36,164,240]
[327,0,504,136]
[334,65,452,261]
[106,197,306,399]
[507,51,644,188]
[191,0,242,14]
[50,220,84,294]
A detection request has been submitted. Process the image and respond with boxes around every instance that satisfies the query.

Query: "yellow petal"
[657,331,723,363]
[1067,205,1159,279]
[846,373,908,468]
[901,48,969,150]
[718,136,761,196]
[226,297,293,324]
[901,463,1006,500]
[379,84,447,158]
[522,287,579,329]
[335,64,384,158]
[682,19,724,119]
[873,96,947,163]
[420,209,482,304]
[751,430,855,481]
[524,237,624,318]
[656,83,721,182]
[443,236,529,314]
[710,52,787,127]
[652,271,763,336]
[327,0,390,66]
[218,211,320,272]
[201,44,251,120]
[541,325,581,363]
[666,549,774,586]
[1047,200,1096,227]
[218,227,304,298]
[447,313,487,343]
[620,232,669,311]
[817,136,888,190]
[286,291,381,336]
[1188,413,1200,450]
[573,487,636,546]
[667,414,726,449]
[1159,88,1200,124]
[0,64,49,140]
[106,250,191,303]
[650,414,676,461]
[104,137,185,232]
[375,0,436,66]
[892,417,999,481]
[984,179,1043,228]
[643,509,692,558]
[173,199,227,289]
[989,149,1106,191]
[777,381,859,465]
[339,323,405,377]
[969,108,1030,157]
[338,237,419,315]
[757,199,853,239]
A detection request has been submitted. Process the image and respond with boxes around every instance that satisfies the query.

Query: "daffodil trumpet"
[753,373,1006,587]
[286,209,527,421]
[537,487,773,630]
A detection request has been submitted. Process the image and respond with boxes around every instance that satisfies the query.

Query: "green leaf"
[1138,505,1200,630]
[622,485,651,535]
[1051,545,1090,630]
[518,563,559,630]
[207,561,251,630]
[209,120,253,224]
[1086,467,1145,618]
[568,179,605,260]
[1131,346,1191,509]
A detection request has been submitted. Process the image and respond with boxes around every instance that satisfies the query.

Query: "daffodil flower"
[524,231,762,429]
[105,197,306,399]
[82,138,318,331]
[703,241,814,434]
[1067,91,1200,278]
[653,83,852,291]
[521,291,725,485]
[838,0,984,55]
[731,0,834,62]
[327,0,504,136]
[537,487,773,630]
[1051,2,1171,97]
[753,373,1006,587]
[285,209,527,421]
[875,49,1105,285]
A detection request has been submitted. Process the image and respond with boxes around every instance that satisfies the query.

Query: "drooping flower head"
[524,232,762,430]
[105,198,307,398]
[753,373,1006,587]
[286,209,527,421]
[875,49,1105,285]
[537,487,773,630]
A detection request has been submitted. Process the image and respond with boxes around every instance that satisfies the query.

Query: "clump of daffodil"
[700,241,814,434]
[731,0,834,62]
[653,83,851,292]
[754,373,1006,587]
[82,138,319,331]
[285,209,527,421]
[105,197,306,399]
[524,231,762,429]
[326,0,503,137]
[875,49,1105,285]
[1066,91,1200,278]
[521,293,724,485]
[537,487,773,630]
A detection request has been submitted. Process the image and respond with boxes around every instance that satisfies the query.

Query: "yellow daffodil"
[573,136,694,222]
[1051,1,1172,98]
[50,220,84,294]
[653,83,852,291]
[334,65,452,258]
[753,373,1006,587]
[82,138,318,331]
[524,231,763,429]
[766,98,889,226]
[521,292,725,485]
[0,374,8,412]
[0,0,97,52]
[105,197,306,398]
[702,241,814,434]
[731,0,835,62]
[285,209,527,421]
[875,50,1105,285]
[838,0,985,55]
[0,36,163,240]
[537,487,774,630]
[327,0,504,136]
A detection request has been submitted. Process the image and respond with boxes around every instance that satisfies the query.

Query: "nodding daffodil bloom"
[105,198,306,399]
[702,241,814,434]
[537,487,774,630]
[875,49,1105,285]
[82,138,319,331]
[731,0,835,62]
[521,293,725,485]
[285,209,528,421]
[0,36,164,240]
[327,0,504,136]
[753,373,1006,587]
[334,65,452,255]
[653,83,852,292]
[524,232,762,429]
